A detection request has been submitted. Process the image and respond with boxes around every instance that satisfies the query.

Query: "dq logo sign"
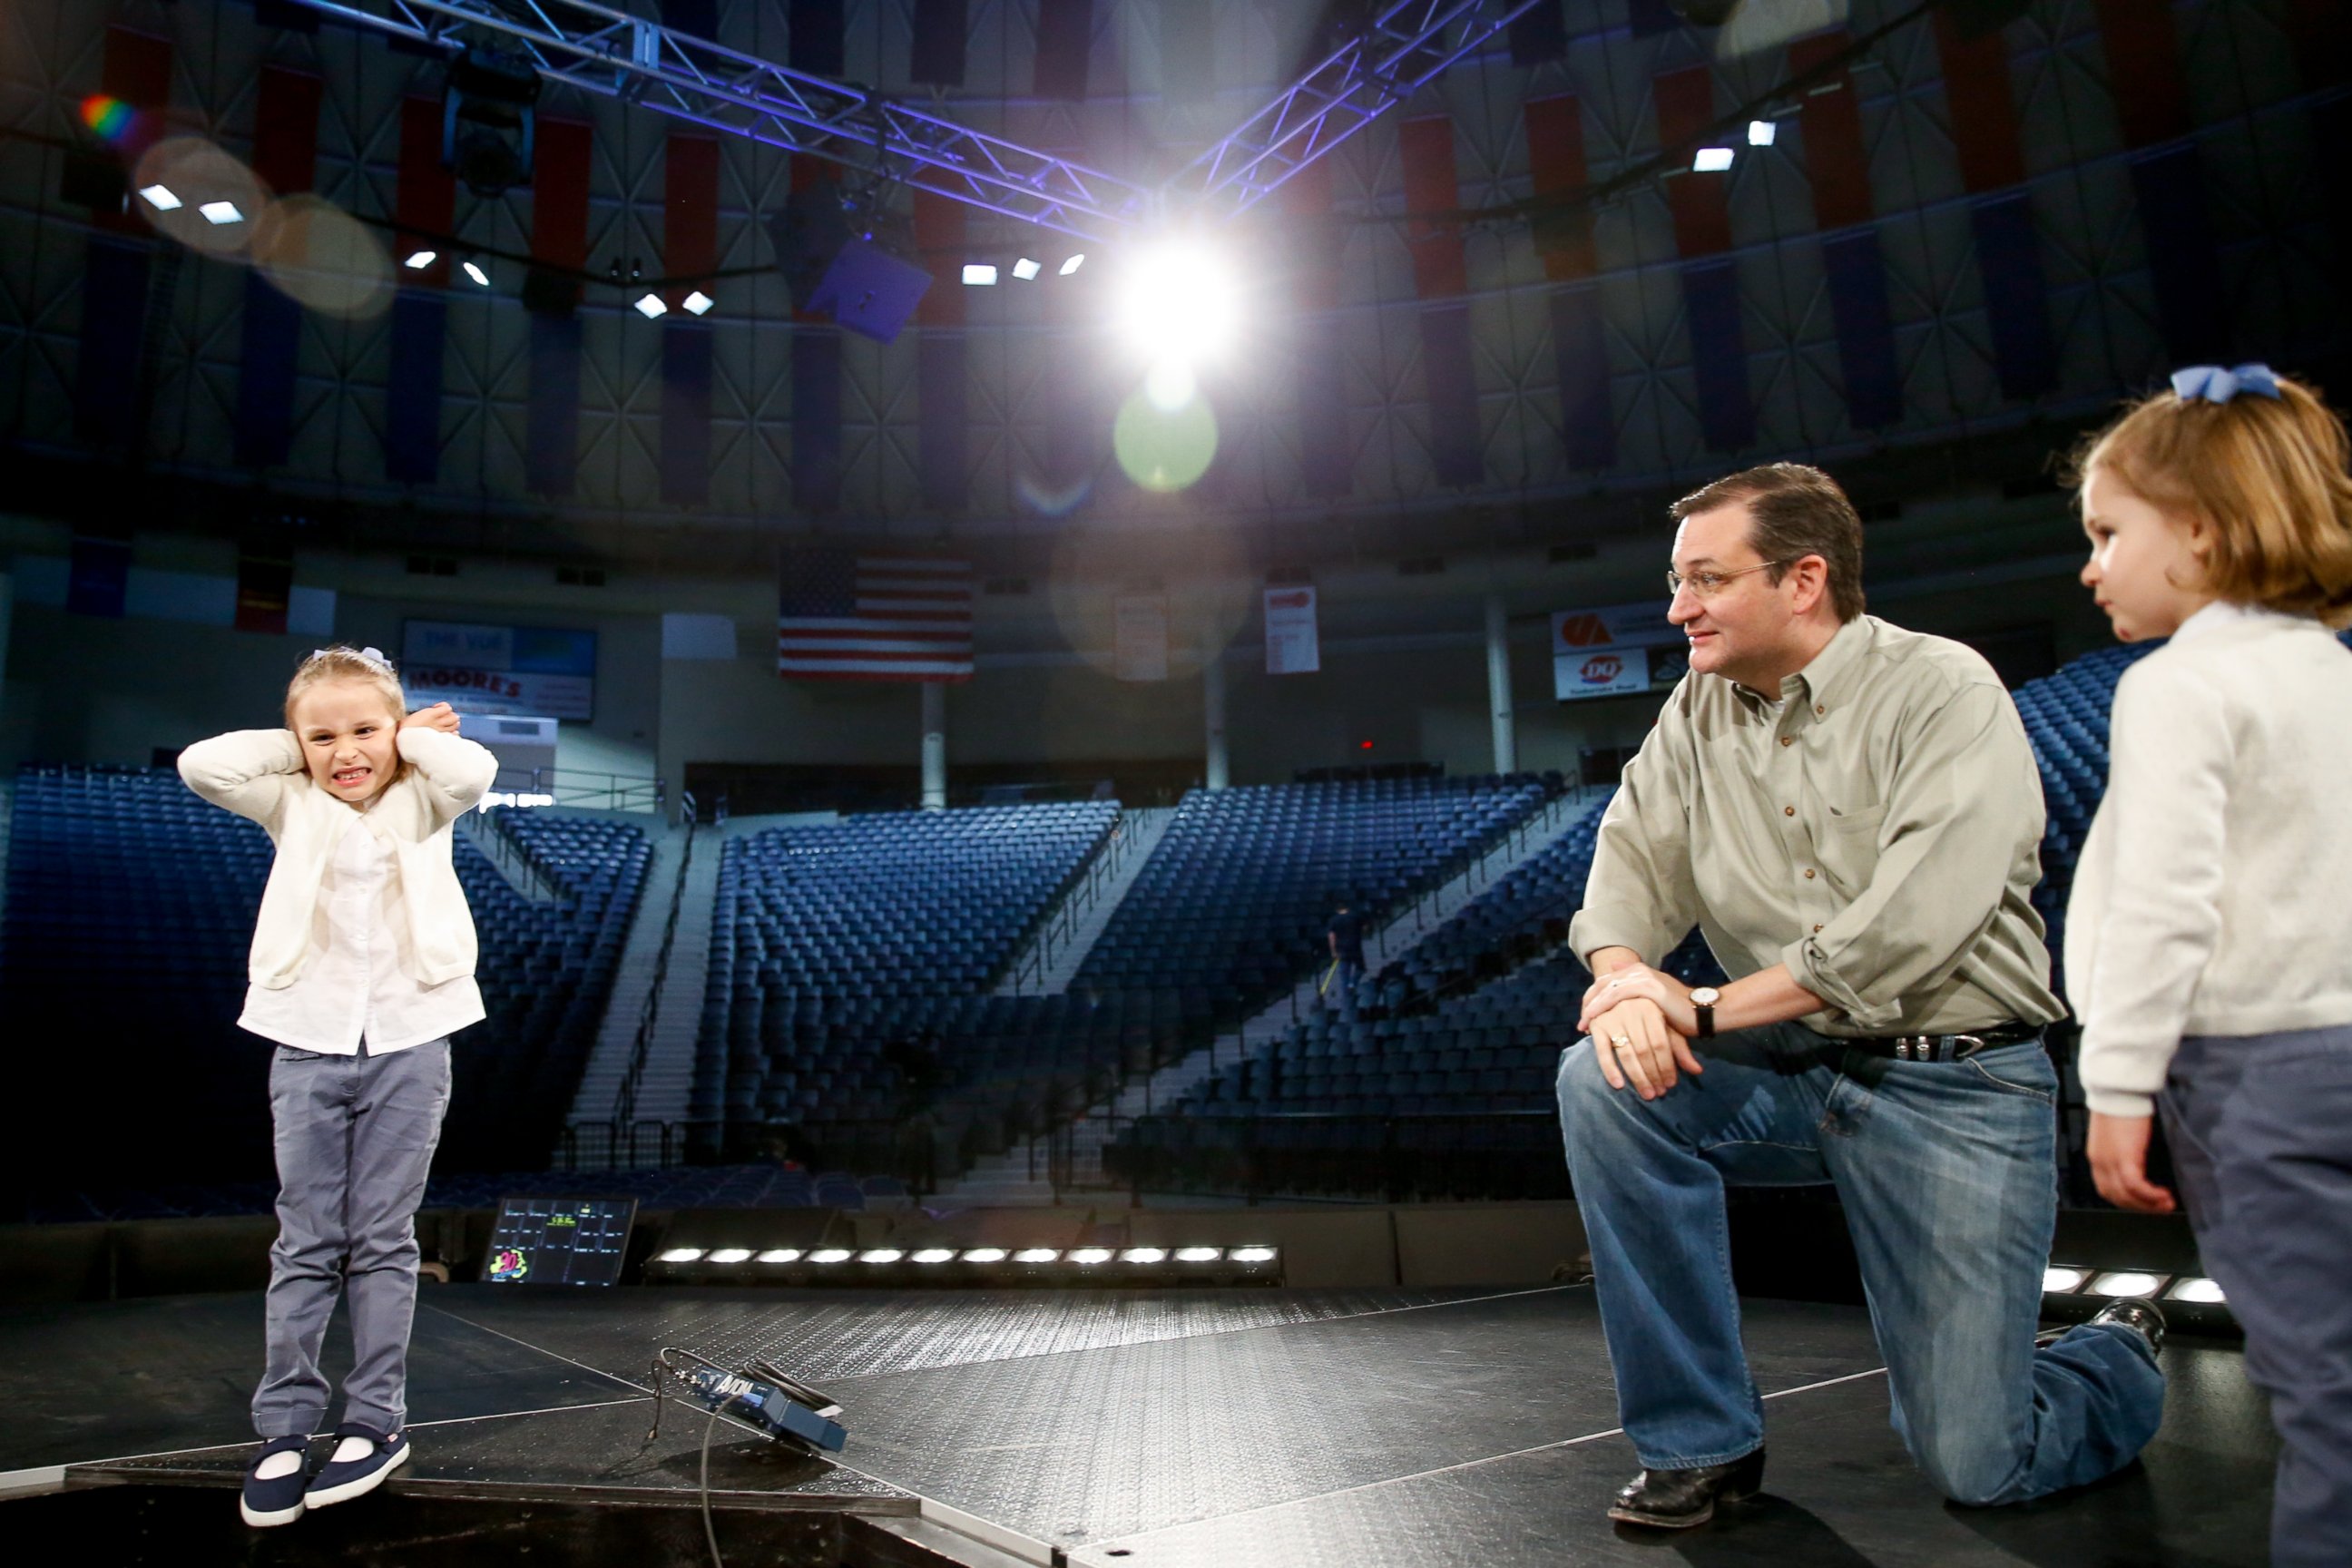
[1580,654,1624,684]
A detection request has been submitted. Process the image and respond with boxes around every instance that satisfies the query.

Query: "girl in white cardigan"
[2066,365,2352,1568]
[180,646,497,1530]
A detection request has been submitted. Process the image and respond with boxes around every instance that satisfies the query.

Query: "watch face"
[1690,987,1720,1006]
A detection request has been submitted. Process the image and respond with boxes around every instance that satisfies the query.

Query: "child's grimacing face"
[2078,465,2218,642]
[289,679,403,808]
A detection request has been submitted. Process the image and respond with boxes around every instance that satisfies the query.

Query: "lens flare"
[81,94,136,143]
[1115,384,1219,493]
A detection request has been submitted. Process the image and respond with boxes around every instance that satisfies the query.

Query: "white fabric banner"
[1264,586,1320,675]
[1553,645,1651,701]
[1112,593,1169,682]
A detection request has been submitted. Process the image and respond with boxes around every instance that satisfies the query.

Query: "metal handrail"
[1003,809,1142,995]
[612,813,698,1127]
[470,806,567,904]
[525,765,665,814]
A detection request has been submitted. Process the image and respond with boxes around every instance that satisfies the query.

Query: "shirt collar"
[2168,598,2313,646]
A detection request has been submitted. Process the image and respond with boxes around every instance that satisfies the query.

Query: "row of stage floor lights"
[649,1243,1281,1288]
[2043,1265,2234,1333]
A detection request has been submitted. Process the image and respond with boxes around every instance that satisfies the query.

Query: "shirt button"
[1804,868,1817,879]
[1814,923,1824,933]
[1815,704,1826,716]
[1784,806,1795,817]
[1779,736,1794,747]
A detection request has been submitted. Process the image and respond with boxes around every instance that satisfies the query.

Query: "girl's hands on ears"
[402,701,462,736]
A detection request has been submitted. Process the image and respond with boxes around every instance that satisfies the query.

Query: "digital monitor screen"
[485,1196,637,1287]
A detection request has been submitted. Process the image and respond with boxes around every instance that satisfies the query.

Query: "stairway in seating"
[936,789,1596,1202]
[993,807,1178,997]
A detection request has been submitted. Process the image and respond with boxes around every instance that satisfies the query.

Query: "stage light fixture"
[2167,1277,2225,1304]
[757,1248,804,1264]
[963,263,998,286]
[707,1248,753,1265]
[1068,1247,1113,1267]
[1119,1248,1167,1265]
[658,1247,707,1264]
[2042,1266,2090,1293]
[463,260,490,286]
[1692,147,1735,173]
[1014,1248,1060,1264]
[2088,1270,2165,1298]
[1059,253,1085,276]
[139,183,181,211]
[910,1248,957,1265]
[634,292,668,318]
[858,1249,906,1265]
[200,201,244,225]
[1748,120,1777,146]
[404,249,437,270]
[1175,1247,1222,1264]
[1114,240,1240,367]
[961,1248,1008,1264]
[442,45,541,198]
[808,1248,852,1265]
[683,289,714,315]
[1013,257,1042,280]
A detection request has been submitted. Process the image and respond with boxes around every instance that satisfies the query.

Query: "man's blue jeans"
[1556,1024,2165,1504]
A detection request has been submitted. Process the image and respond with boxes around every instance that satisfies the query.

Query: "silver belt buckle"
[1950,1033,1985,1062]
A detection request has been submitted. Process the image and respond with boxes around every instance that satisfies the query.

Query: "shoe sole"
[304,1442,409,1508]
[1607,1482,1760,1531]
[240,1496,305,1528]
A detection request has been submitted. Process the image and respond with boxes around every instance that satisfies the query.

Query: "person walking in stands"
[1557,464,2166,1530]
[1327,899,1367,1024]
[2065,365,2352,1568]
[180,646,496,1530]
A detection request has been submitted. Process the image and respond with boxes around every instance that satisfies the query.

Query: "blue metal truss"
[1165,0,1546,219]
[285,0,1537,240]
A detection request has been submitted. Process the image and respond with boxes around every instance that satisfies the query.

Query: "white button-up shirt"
[239,808,485,1055]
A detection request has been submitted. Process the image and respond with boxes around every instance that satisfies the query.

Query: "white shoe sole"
[304,1441,409,1508]
[240,1495,305,1528]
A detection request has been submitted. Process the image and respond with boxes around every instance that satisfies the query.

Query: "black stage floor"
[0,1284,2273,1566]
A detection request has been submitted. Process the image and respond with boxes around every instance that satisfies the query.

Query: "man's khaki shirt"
[1570,614,2064,1037]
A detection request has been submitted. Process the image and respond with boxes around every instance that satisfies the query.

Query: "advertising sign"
[1556,645,1651,701]
[1113,593,1170,682]
[403,620,597,720]
[1264,586,1320,675]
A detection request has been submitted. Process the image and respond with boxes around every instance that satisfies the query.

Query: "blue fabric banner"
[526,312,582,496]
[792,328,842,514]
[2129,146,2229,365]
[1420,304,1484,487]
[1821,230,1903,430]
[74,238,149,445]
[384,290,445,483]
[235,273,302,467]
[662,321,714,505]
[918,330,967,512]
[1681,260,1754,452]
[1548,283,1612,472]
[1298,334,1351,498]
[1969,191,2057,399]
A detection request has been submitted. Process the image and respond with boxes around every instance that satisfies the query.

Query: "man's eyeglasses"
[1666,560,1791,600]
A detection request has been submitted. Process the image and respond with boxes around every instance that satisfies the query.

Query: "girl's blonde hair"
[284,645,408,730]
[2067,371,2352,628]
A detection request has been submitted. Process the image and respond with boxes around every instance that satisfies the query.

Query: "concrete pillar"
[1485,591,1517,777]
[920,680,946,809]
[1201,644,1230,790]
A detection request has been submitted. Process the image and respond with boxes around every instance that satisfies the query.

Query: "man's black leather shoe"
[2088,1298,2166,1357]
[1608,1446,1766,1529]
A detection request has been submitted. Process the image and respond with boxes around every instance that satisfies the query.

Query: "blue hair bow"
[2171,363,2281,404]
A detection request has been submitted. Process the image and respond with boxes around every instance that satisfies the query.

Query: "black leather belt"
[1841,1022,2044,1063]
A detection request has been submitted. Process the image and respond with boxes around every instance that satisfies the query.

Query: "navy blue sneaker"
[303,1423,409,1508]
[240,1435,313,1528]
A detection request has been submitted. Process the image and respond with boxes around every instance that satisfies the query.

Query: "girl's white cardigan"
[179,727,498,990]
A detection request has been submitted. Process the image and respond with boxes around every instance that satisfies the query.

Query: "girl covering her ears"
[178,646,497,1530]
[2064,364,2352,1568]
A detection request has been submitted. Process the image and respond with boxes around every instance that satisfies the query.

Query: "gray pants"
[2163,1024,2352,1568]
[254,1040,451,1440]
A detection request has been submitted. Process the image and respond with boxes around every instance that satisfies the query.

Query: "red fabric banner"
[250,65,321,196]
[1523,94,1595,280]
[1789,34,1872,230]
[1282,156,1342,313]
[914,188,965,328]
[396,97,453,285]
[98,26,171,233]
[1934,13,2025,193]
[1654,66,1731,258]
[1397,114,1467,299]
[532,119,592,275]
[2092,0,2190,149]
[664,133,719,309]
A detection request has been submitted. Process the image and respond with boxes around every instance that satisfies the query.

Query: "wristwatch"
[1690,986,1720,1039]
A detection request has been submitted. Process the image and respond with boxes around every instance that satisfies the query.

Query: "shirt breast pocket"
[1815,802,1887,896]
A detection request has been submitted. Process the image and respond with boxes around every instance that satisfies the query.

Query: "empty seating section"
[714,803,1118,999]
[1386,801,1610,997]
[0,766,647,1183]
[1075,777,1548,1009]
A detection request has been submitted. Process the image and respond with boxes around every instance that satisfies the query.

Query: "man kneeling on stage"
[1557,464,2166,1528]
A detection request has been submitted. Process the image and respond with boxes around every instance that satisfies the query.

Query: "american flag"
[776,549,975,681]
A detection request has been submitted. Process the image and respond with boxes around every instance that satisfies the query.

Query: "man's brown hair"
[1671,462,1867,622]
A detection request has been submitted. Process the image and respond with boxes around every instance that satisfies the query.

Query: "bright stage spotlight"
[1067,1247,1114,1267]
[1014,1247,1060,1265]
[139,183,181,211]
[1059,253,1085,276]
[2167,1277,2225,1305]
[1748,120,1777,146]
[962,1248,1009,1265]
[1113,240,1240,367]
[757,1248,804,1265]
[1013,257,1042,280]
[2042,1266,2090,1294]
[1119,1248,1167,1265]
[1692,147,1735,173]
[200,200,245,225]
[657,1247,706,1264]
[404,249,437,270]
[1175,1247,1222,1264]
[706,1248,753,1265]
[683,289,714,315]
[911,1248,957,1265]
[808,1247,854,1265]
[858,1249,906,1265]
[2088,1270,2166,1298]
[462,260,490,286]
[963,263,998,286]
[634,292,668,318]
